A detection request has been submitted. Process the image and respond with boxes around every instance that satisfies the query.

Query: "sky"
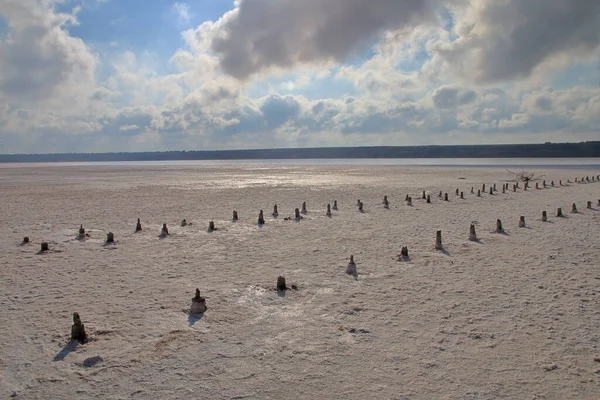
[0,0,599,154]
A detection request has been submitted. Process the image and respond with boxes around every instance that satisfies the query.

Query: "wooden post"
[208,221,215,232]
[272,204,278,217]
[233,211,238,221]
[571,203,578,213]
[559,180,562,186]
[301,202,307,214]
[557,208,563,217]
[346,255,357,276]
[358,201,364,212]
[422,190,426,199]
[471,187,474,194]
[535,182,539,189]
[543,180,546,188]
[327,204,332,216]
[400,246,409,258]
[383,195,389,208]
[438,191,442,198]
[22,237,29,244]
[407,197,412,206]
[40,242,49,252]
[106,232,114,243]
[295,208,301,220]
[460,191,464,199]
[495,219,504,233]
[455,188,459,196]
[587,201,592,209]
[333,200,338,210]
[513,184,517,192]
[489,187,493,195]
[181,219,187,227]
[258,210,265,225]
[482,184,486,192]
[78,225,85,239]
[518,216,525,228]
[542,211,547,222]
[161,223,169,236]
[277,276,287,291]
[405,195,409,202]
[444,193,449,201]
[435,230,443,250]
[469,224,477,241]
[477,189,481,197]
[502,185,505,194]
[493,184,497,192]
[135,218,142,232]
[190,289,207,314]
[426,194,431,203]
[70,312,87,344]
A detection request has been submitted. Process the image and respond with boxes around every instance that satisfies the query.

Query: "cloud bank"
[0,0,599,153]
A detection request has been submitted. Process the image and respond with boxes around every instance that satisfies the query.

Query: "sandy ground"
[1,164,599,400]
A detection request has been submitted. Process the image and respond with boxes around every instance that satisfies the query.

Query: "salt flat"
[1,164,599,400]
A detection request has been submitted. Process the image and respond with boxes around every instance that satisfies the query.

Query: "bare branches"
[506,169,545,183]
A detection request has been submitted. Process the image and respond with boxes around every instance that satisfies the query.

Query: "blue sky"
[0,0,598,153]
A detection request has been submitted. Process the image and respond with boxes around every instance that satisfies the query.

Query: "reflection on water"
[1,158,599,169]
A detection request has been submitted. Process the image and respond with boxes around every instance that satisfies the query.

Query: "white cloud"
[172,2,191,26]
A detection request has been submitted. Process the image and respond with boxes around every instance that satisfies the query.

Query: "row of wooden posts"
[62,174,599,344]
[30,175,600,253]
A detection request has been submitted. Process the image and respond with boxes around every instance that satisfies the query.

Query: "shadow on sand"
[188,312,204,327]
[53,341,78,361]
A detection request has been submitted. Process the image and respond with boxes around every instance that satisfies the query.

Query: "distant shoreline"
[1,142,599,163]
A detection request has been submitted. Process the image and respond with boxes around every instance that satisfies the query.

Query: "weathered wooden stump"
[551,181,554,187]
[571,203,578,213]
[502,185,505,194]
[40,242,49,252]
[518,216,525,228]
[295,208,301,220]
[346,255,357,276]
[106,232,114,243]
[358,201,364,212]
[190,289,207,314]
[383,195,389,208]
[78,225,85,239]
[405,195,409,202]
[455,188,459,196]
[161,223,169,236]
[587,201,592,209]
[400,246,409,258]
[489,187,493,195]
[513,184,517,192]
[438,190,442,198]
[333,200,338,210]
[22,237,29,244]
[586,177,590,182]
[444,193,449,201]
[535,182,539,189]
[233,210,239,221]
[516,182,520,188]
[493,184,497,192]
[471,187,474,194]
[135,218,142,232]
[469,224,477,241]
[597,199,600,206]
[435,230,443,250]
[422,190,426,199]
[524,183,528,191]
[326,204,332,216]
[542,211,547,222]
[482,184,486,192]
[208,221,215,232]
[575,178,579,183]
[559,180,562,186]
[557,208,563,217]
[495,219,504,234]
[272,204,278,217]
[460,191,464,199]
[258,210,265,225]
[357,199,361,206]
[406,197,412,206]
[180,219,188,227]
[71,312,87,344]
[301,202,307,214]
[543,180,546,188]
[426,194,431,203]
[477,190,481,197]
[277,276,287,291]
